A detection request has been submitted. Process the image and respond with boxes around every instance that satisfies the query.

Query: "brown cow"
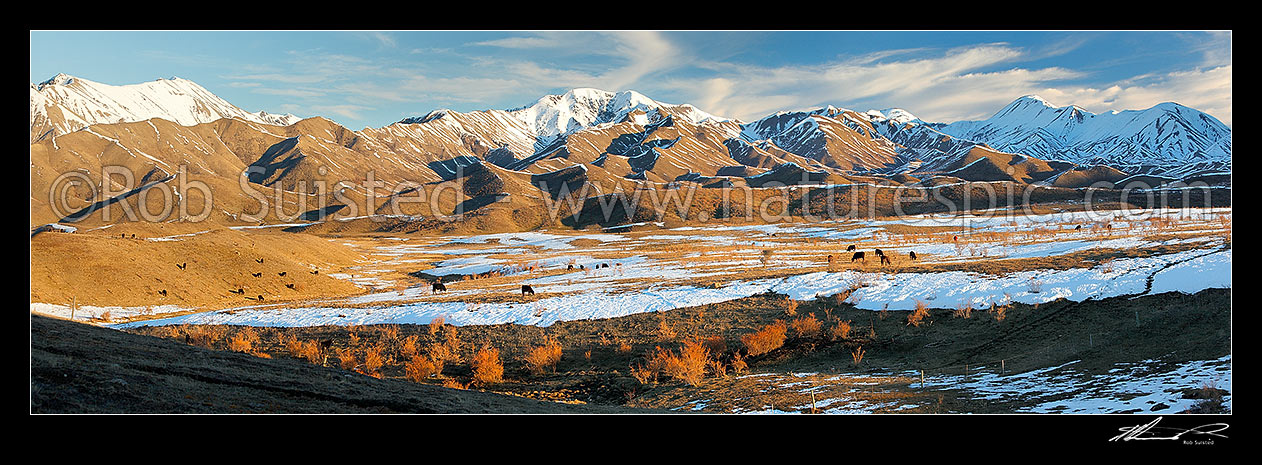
[880,255,892,265]
[432,281,448,293]
[851,251,865,262]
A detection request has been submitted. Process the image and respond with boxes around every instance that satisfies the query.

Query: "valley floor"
[30,207,1232,414]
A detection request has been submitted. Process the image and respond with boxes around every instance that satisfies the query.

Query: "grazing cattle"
[176,262,186,270]
[131,234,136,239]
[521,285,536,296]
[158,289,167,297]
[579,264,585,270]
[953,235,958,242]
[257,295,264,301]
[232,288,244,294]
[909,251,918,260]
[846,245,856,252]
[278,271,287,277]
[432,281,448,293]
[310,270,319,274]
[255,258,264,264]
[252,272,262,278]
[880,255,892,266]
[285,283,296,290]
[874,249,885,258]
[827,254,834,264]
[1075,224,1082,231]
[851,251,865,262]
[121,233,126,239]
[567,264,574,271]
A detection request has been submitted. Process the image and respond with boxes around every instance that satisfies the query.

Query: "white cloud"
[1036,65,1232,126]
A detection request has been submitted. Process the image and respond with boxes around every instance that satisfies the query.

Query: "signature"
[1110,417,1229,442]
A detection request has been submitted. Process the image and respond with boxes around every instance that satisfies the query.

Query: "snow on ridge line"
[107,248,1229,330]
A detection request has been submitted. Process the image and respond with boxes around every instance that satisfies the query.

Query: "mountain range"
[29,73,1231,230]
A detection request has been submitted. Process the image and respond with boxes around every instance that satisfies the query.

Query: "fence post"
[1001,359,1005,375]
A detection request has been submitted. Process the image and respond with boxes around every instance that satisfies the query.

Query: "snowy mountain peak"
[29,74,301,143]
[37,73,77,89]
[866,108,921,125]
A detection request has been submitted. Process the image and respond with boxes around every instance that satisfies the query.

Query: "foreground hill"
[31,314,644,413]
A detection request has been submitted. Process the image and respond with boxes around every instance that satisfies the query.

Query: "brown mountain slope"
[31,314,644,413]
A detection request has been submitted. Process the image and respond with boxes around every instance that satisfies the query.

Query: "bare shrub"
[428,316,444,335]
[471,345,504,385]
[656,317,677,341]
[523,336,563,375]
[227,331,254,353]
[362,344,385,373]
[828,320,852,341]
[953,302,973,319]
[783,297,798,316]
[789,313,822,339]
[730,353,749,374]
[741,320,787,357]
[908,300,930,327]
[404,354,443,382]
[989,303,1009,323]
[336,347,358,370]
[617,341,633,354]
[851,346,866,366]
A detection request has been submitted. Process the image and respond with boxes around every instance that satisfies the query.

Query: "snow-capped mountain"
[938,95,1231,177]
[29,73,300,143]
[402,88,728,141]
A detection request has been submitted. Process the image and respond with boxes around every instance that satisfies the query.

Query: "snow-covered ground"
[109,246,1229,329]
[917,355,1232,414]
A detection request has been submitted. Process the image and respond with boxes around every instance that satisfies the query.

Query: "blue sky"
[30,30,1232,129]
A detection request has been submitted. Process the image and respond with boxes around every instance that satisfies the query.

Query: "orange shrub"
[730,353,749,374]
[829,320,852,341]
[227,332,253,353]
[471,346,504,385]
[336,347,358,370]
[523,336,563,375]
[783,298,798,316]
[789,314,822,339]
[908,300,930,327]
[428,316,445,335]
[363,344,385,373]
[400,334,421,358]
[404,354,443,382]
[741,320,787,357]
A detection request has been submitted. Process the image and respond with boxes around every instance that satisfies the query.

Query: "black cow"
[257,295,265,301]
[176,262,186,270]
[874,248,885,258]
[255,258,264,264]
[252,272,262,278]
[278,272,287,277]
[158,289,167,297]
[1075,224,1082,230]
[846,244,857,252]
[521,285,536,296]
[285,283,296,289]
[880,255,892,266]
[432,281,448,293]
[230,288,244,295]
[851,251,865,262]
[567,264,575,271]
[909,251,918,260]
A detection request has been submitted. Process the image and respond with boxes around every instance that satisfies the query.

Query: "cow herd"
[828,246,918,267]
